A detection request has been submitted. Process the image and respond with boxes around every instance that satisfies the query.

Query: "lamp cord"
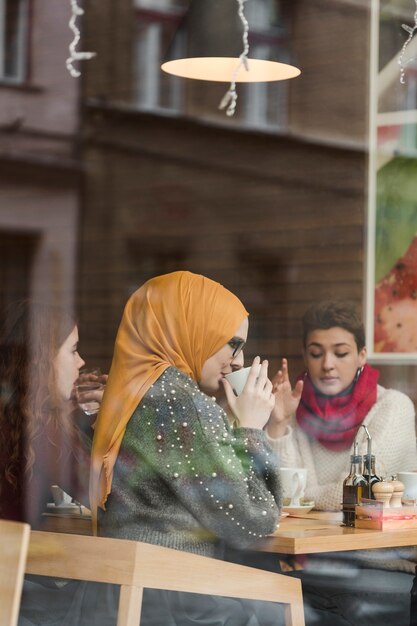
[399,0,417,84]
[219,0,250,117]
[66,0,97,78]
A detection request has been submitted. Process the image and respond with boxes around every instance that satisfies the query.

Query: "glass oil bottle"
[342,441,367,527]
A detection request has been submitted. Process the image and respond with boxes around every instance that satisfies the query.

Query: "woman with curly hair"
[0,300,87,527]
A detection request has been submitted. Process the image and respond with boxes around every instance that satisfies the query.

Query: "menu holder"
[355,498,417,530]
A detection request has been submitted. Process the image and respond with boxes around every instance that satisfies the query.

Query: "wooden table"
[40,509,92,535]
[40,507,417,557]
[260,510,417,555]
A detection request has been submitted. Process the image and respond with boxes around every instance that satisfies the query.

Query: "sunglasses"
[228,337,246,359]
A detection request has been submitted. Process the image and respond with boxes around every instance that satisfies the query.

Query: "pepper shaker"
[389,475,404,508]
[372,479,394,508]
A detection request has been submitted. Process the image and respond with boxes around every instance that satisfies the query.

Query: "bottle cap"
[363,454,375,469]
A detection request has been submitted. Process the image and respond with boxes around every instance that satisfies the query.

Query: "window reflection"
[366,0,417,362]
[0,0,29,82]
[133,0,293,129]
[378,0,417,157]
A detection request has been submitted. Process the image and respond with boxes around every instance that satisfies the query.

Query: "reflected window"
[366,0,417,360]
[0,0,29,83]
[134,0,188,111]
[241,0,290,129]
[378,0,417,151]
[0,230,39,330]
[133,0,292,130]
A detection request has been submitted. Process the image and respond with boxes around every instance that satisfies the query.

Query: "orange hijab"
[90,271,248,528]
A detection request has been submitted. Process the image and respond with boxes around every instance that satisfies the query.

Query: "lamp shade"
[161,57,300,83]
[160,0,300,84]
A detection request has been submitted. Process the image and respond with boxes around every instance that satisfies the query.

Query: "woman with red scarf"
[265,301,417,626]
[265,300,417,511]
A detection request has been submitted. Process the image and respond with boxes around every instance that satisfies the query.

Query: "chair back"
[0,520,30,626]
[27,531,305,626]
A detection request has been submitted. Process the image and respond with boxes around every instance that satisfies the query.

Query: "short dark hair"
[302,301,365,351]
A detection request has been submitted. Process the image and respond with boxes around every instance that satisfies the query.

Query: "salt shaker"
[372,479,394,508]
[389,475,404,508]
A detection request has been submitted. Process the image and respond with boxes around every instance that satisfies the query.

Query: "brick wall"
[78,108,365,385]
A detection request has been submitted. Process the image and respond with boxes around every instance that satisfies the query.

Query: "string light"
[218,0,250,117]
[398,0,417,84]
[66,0,97,78]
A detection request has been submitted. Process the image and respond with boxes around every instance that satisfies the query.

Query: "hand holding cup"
[222,357,275,429]
[75,368,106,416]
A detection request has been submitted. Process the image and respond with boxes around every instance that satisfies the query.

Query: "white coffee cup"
[280,468,308,507]
[224,364,262,396]
[397,471,417,501]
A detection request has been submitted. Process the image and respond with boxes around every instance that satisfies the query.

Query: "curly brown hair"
[0,300,77,490]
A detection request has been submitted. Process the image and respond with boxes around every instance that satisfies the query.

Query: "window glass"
[133,0,293,129]
[366,0,417,362]
[0,0,28,82]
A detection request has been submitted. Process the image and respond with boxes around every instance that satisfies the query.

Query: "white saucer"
[46,502,88,514]
[280,511,289,518]
[282,503,315,516]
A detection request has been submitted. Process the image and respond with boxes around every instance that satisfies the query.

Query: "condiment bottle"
[342,444,367,527]
[362,454,381,499]
[389,475,404,508]
[372,478,394,508]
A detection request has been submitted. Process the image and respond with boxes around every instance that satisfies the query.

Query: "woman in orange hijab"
[89,271,283,626]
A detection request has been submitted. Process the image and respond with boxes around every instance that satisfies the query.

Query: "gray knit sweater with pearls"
[99,367,281,557]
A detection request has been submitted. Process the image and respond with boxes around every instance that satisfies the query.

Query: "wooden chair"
[0,520,30,626]
[27,531,305,626]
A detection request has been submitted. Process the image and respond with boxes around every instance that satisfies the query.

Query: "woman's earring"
[354,366,364,382]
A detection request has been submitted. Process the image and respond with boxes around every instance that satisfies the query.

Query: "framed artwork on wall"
[366,0,417,362]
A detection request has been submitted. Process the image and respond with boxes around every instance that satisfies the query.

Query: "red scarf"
[295,364,379,451]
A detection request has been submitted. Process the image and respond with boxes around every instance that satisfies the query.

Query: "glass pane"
[3,0,26,80]
[379,0,417,114]
[367,0,417,361]
[133,0,293,129]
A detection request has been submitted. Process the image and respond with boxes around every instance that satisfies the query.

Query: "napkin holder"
[355,498,417,530]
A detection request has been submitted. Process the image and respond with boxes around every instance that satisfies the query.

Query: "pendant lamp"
[160,0,300,116]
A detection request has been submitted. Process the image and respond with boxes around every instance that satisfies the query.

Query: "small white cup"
[397,471,417,501]
[224,364,262,396]
[280,468,308,507]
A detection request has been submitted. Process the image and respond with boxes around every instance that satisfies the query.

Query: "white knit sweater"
[266,385,417,511]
